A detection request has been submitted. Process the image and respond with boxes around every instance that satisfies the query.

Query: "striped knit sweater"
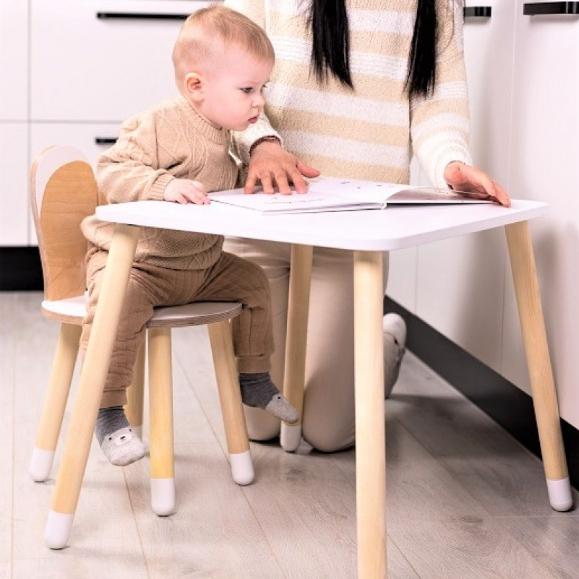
[227,0,472,188]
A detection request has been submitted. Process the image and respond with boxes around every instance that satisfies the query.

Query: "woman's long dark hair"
[308,0,438,97]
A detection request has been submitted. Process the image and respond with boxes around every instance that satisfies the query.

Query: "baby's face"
[192,47,273,131]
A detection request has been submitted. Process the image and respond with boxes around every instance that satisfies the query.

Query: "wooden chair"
[29,145,254,520]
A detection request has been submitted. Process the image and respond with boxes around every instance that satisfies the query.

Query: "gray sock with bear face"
[95,406,146,466]
[239,372,300,424]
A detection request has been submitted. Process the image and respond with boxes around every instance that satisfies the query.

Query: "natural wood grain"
[505,221,568,482]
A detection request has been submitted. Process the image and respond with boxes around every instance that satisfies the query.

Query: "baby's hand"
[164,178,210,205]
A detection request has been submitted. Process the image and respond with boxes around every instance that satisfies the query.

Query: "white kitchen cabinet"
[411,0,516,369]
[30,1,211,122]
[0,0,28,120]
[0,124,29,246]
[502,3,579,426]
[28,122,122,245]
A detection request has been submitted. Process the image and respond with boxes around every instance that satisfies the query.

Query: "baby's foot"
[239,372,299,423]
[95,406,146,466]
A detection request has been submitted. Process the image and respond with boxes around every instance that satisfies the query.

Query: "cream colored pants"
[223,237,389,452]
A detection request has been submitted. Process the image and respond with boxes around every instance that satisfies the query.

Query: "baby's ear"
[184,72,204,100]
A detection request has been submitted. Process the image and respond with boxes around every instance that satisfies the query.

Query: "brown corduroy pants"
[80,250,274,408]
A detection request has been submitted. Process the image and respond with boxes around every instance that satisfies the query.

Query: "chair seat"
[42,295,242,327]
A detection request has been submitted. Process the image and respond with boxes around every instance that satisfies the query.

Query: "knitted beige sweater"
[227,0,472,187]
[82,96,238,270]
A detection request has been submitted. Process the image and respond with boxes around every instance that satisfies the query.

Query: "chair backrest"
[30,146,98,301]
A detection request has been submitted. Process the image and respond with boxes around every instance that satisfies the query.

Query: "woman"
[224,0,510,452]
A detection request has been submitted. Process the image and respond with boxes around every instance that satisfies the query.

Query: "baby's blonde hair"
[173,5,274,89]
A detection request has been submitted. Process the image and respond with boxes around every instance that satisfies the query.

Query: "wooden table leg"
[44,224,140,549]
[280,244,313,452]
[353,251,387,578]
[505,221,573,511]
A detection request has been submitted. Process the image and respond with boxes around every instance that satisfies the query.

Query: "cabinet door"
[412,0,516,370]
[0,124,28,245]
[29,122,121,244]
[30,1,212,122]
[502,3,579,426]
[0,0,28,120]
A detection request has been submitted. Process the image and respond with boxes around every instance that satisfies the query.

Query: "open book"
[209,177,493,214]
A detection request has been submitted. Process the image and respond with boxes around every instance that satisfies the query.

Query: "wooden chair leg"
[29,323,81,482]
[45,224,139,549]
[505,221,572,511]
[208,320,254,486]
[125,336,146,438]
[280,244,313,452]
[148,327,175,516]
[354,250,387,579]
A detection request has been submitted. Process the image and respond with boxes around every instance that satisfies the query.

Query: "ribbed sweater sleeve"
[410,0,473,188]
[96,111,176,203]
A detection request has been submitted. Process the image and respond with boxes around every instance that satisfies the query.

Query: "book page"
[209,177,492,213]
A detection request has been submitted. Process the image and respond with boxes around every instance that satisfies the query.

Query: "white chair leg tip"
[547,477,573,512]
[29,448,55,482]
[280,423,302,453]
[45,511,73,549]
[151,478,176,516]
[230,451,254,486]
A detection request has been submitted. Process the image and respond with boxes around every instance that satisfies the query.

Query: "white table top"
[96,199,548,251]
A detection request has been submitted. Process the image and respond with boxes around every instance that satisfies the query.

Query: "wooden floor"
[1,292,579,579]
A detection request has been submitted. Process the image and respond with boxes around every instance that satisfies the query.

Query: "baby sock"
[239,372,299,423]
[95,406,146,466]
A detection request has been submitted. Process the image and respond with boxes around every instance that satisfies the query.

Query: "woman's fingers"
[491,180,511,207]
[260,172,274,194]
[244,144,320,194]
[274,171,292,194]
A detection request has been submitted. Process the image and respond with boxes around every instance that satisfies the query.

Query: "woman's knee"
[244,406,281,441]
[302,422,354,453]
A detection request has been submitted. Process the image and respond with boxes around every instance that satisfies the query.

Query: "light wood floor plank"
[8,293,148,579]
[123,346,287,579]
[4,293,579,578]
[390,352,579,517]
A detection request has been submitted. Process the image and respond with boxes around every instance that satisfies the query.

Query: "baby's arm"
[97,111,177,204]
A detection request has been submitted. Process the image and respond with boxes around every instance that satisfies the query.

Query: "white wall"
[388,1,579,430]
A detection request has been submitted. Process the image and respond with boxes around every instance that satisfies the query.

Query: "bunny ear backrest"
[30,146,98,301]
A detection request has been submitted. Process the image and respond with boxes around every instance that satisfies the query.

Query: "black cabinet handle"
[524,2,579,15]
[464,6,492,18]
[95,137,117,145]
[96,12,189,21]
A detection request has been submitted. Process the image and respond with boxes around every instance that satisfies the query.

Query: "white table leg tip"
[280,423,302,453]
[547,477,574,511]
[151,478,176,516]
[230,451,254,485]
[29,448,55,482]
[45,510,73,549]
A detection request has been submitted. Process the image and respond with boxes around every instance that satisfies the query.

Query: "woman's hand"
[245,141,320,194]
[444,162,511,207]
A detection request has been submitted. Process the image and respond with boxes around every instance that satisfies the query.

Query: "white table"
[46,199,572,578]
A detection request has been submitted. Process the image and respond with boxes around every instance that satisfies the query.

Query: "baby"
[81,6,298,466]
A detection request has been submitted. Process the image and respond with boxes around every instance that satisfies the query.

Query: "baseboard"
[385,296,579,490]
[0,247,43,291]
